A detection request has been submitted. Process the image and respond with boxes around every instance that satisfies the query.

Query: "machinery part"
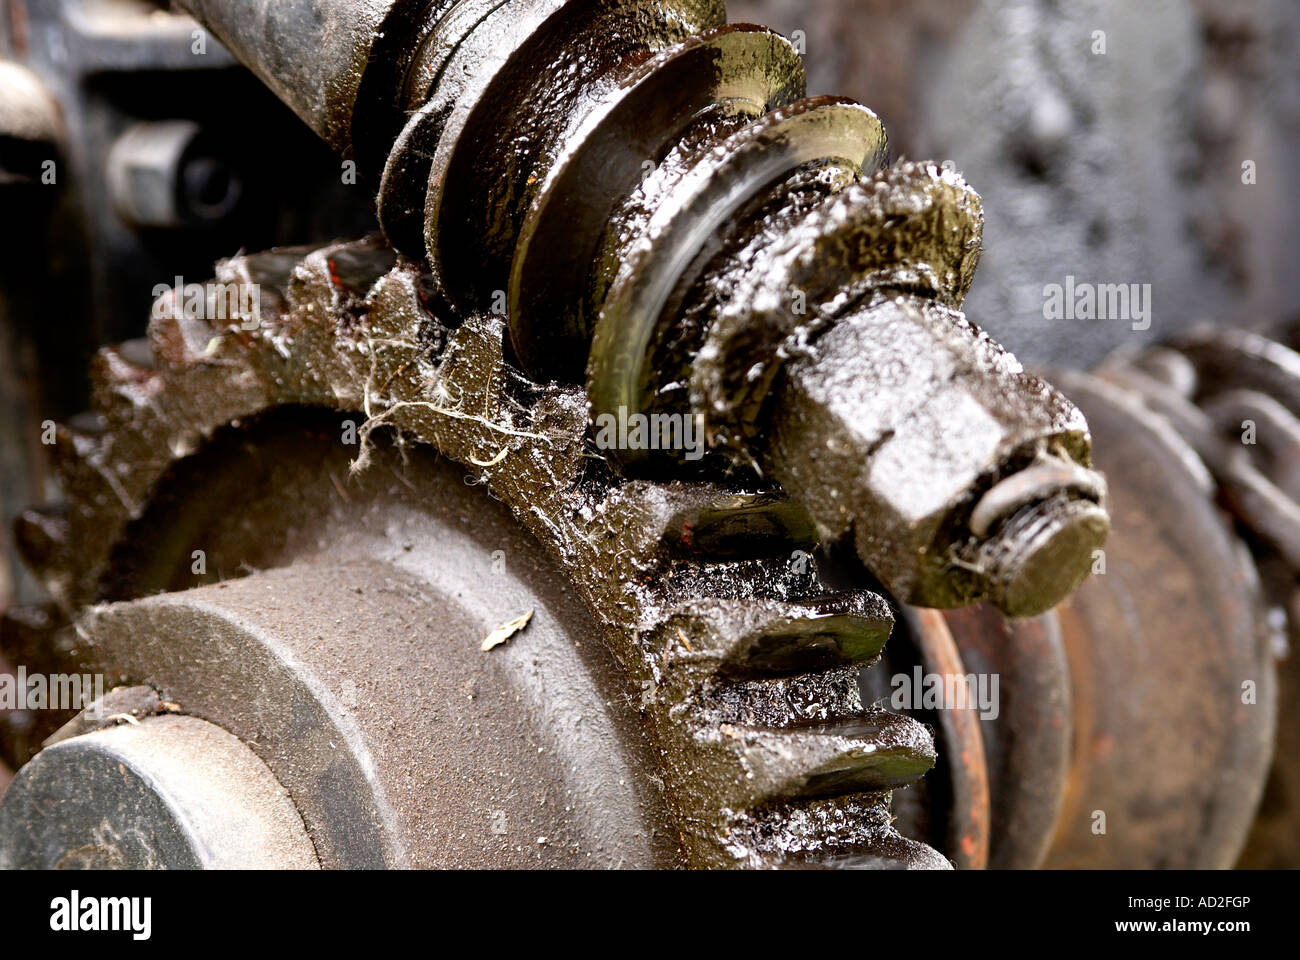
[768,296,1106,616]
[0,61,62,185]
[80,533,667,867]
[1039,370,1276,868]
[0,713,318,869]
[175,0,1109,618]
[4,234,1280,870]
[174,0,398,157]
[919,605,1071,870]
[1092,329,1300,867]
[0,0,376,358]
[5,234,1289,868]
[107,120,243,228]
[873,358,1284,869]
[1,0,1286,873]
[875,358,1279,869]
[900,607,991,870]
[3,238,949,869]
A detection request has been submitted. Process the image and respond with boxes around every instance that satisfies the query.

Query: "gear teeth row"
[733,794,951,870]
[650,592,893,680]
[15,236,943,868]
[616,478,938,862]
[702,713,937,807]
[607,480,818,559]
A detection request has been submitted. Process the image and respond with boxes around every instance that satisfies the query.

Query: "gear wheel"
[6,237,948,869]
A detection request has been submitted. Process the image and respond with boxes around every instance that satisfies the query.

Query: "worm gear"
[172,0,1110,619]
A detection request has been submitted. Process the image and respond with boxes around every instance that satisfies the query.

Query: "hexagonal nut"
[767,295,1092,606]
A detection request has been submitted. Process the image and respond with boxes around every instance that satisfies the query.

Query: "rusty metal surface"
[905,608,990,870]
[938,604,1071,870]
[1096,330,1300,868]
[1043,371,1275,868]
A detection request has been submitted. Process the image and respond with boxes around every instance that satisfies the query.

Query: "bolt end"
[982,495,1109,618]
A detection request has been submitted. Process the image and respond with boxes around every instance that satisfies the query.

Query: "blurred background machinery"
[0,0,1297,868]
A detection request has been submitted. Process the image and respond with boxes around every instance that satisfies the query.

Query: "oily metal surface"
[512,24,808,376]
[686,159,982,450]
[767,295,1102,612]
[171,0,1112,623]
[76,416,669,868]
[8,238,945,868]
[9,0,1125,867]
[176,0,399,154]
[588,97,886,417]
[424,0,729,314]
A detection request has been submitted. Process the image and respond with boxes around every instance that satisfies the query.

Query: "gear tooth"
[722,791,953,868]
[114,337,157,371]
[790,831,955,870]
[47,415,129,515]
[89,340,162,426]
[53,413,109,474]
[215,252,288,333]
[714,711,936,806]
[664,489,817,559]
[147,294,219,368]
[662,554,827,605]
[62,411,107,436]
[13,506,69,575]
[286,240,398,323]
[321,238,400,298]
[608,481,819,572]
[657,591,892,678]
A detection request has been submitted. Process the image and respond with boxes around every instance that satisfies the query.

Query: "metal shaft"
[178,0,1109,616]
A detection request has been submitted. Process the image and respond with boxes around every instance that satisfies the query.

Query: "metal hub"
[0,714,317,870]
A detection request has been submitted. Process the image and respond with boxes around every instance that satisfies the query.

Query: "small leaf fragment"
[481,609,534,651]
